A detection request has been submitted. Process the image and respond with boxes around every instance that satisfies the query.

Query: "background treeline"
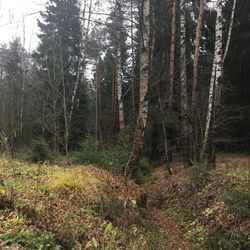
[0,0,249,168]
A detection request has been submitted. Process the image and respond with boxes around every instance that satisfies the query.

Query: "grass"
[0,157,151,249]
[47,168,101,193]
[0,154,249,249]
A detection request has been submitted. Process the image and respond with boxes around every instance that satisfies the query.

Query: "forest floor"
[0,154,249,249]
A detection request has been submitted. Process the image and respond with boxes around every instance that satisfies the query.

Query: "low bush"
[71,136,129,174]
[188,164,210,193]
[94,195,124,222]
[133,159,152,185]
[1,228,60,249]
[30,138,50,162]
[206,225,250,250]
[223,188,250,220]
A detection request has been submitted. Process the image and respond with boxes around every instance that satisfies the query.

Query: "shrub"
[30,138,50,162]
[1,228,60,249]
[188,164,210,193]
[71,135,102,165]
[133,159,152,185]
[94,195,124,222]
[223,188,250,220]
[71,136,129,174]
[206,225,250,250]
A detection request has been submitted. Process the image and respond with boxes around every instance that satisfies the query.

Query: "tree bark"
[95,60,102,145]
[116,33,125,134]
[168,0,177,110]
[69,0,92,125]
[191,0,205,161]
[223,0,237,65]
[128,0,150,170]
[200,0,223,163]
[191,0,205,114]
[130,0,136,118]
[179,0,190,165]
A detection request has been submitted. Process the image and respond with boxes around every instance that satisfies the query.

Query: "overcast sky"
[0,0,109,52]
[0,0,46,51]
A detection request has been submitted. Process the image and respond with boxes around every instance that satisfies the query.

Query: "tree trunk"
[116,33,125,134]
[223,0,237,65]
[69,0,92,125]
[191,0,205,114]
[179,0,190,165]
[59,40,69,156]
[130,0,135,118]
[191,0,205,161]
[200,0,223,164]
[128,0,150,170]
[95,60,102,145]
[169,0,177,110]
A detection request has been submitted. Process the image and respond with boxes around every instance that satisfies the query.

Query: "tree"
[200,0,223,164]
[34,0,86,154]
[179,0,191,165]
[168,0,177,111]
[128,0,150,170]
[115,0,125,136]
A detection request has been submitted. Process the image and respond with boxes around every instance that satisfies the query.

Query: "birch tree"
[200,0,223,162]
[116,1,125,135]
[128,0,150,170]
[179,0,190,165]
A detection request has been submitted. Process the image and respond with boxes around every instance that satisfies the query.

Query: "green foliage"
[71,136,130,174]
[95,195,124,222]
[206,225,250,250]
[1,228,60,250]
[30,138,50,162]
[165,206,196,228]
[188,164,210,192]
[223,188,250,220]
[133,159,152,185]
[71,135,100,164]
[184,221,206,249]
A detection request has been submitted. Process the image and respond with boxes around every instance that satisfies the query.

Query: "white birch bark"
[129,0,150,169]
[200,0,223,160]
[223,0,237,64]
[116,1,125,134]
[116,34,125,133]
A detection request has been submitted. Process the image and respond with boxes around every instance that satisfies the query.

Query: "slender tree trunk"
[19,20,26,145]
[69,0,92,125]
[191,0,205,114]
[130,0,136,118]
[112,63,117,132]
[59,41,69,156]
[116,33,125,134]
[115,1,125,136]
[191,0,205,161]
[200,0,223,163]
[179,0,190,165]
[95,61,102,145]
[128,0,150,170]
[168,0,177,110]
[223,0,237,65]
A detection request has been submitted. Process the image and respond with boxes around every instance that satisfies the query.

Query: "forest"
[0,0,249,249]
